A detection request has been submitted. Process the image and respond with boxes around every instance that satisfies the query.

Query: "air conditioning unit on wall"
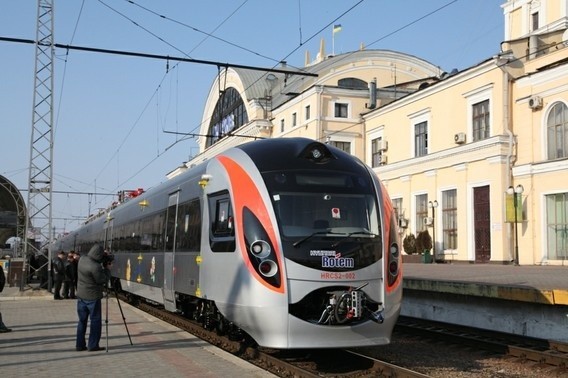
[423,217,433,226]
[528,95,543,110]
[454,132,466,144]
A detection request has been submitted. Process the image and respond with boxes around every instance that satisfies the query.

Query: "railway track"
[123,294,567,377]
[395,316,568,371]
[129,297,428,377]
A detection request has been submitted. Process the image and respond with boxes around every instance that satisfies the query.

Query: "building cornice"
[374,135,510,181]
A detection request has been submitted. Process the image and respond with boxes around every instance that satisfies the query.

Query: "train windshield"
[264,171,380,238]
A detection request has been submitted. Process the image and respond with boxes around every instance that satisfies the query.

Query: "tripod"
[105,281,133,351]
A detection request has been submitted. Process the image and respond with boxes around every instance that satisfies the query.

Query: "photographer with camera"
[75,244,112,352]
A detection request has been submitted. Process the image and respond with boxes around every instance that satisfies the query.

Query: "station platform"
[401,263,568,342]
[0,287,275,377]
[403,263,568,305]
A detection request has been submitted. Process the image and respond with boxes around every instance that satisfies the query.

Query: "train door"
[103,216,114,252]
[163,191,179,311]
[474,185,491,263]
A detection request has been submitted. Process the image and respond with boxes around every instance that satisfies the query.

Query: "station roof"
[0,175,26,246]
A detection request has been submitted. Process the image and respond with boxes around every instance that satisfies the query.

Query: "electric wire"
[81,1,257,214]
[97,0,192,59]
[54,0,85,139]
[2,1,500,227]
[124,0,284,64]
[173,0,366,145]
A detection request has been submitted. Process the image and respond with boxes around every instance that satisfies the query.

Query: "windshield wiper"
[330,231,378,248]
[293,231,342,248]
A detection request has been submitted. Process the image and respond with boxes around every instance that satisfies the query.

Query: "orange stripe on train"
[217,155,286,294]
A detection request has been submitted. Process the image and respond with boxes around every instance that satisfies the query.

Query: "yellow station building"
[171,0,568,266]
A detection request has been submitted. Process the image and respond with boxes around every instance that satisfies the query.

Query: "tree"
[416,229,432,253]
[402,233,417,255]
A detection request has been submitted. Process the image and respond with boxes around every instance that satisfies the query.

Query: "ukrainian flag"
[333,24,342,34]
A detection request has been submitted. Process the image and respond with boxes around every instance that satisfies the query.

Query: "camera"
[102,251,115,267]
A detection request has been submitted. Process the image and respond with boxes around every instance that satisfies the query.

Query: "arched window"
[207,87,248,147]
[547,102,568,160]
[338,78,368,90]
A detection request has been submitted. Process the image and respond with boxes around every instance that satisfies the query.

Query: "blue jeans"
[76,298,102,350]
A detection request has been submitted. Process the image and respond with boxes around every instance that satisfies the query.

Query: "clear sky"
[0,0,504,236]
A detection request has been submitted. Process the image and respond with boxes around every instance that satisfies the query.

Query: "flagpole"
[332,25,341,56]
[332,26,335,55]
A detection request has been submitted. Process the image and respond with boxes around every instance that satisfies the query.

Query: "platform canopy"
[0,175,26,248]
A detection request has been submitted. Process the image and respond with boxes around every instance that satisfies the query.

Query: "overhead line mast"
[24,0,55,290]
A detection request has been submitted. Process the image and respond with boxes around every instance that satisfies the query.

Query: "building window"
[415,194,428,232]
[305,105,311,120]
[330,141,351,154]
[207,87,248,147]
[371,137,383,168]
[547,102,568,160]
[392,198,402,220]
[472,100,490,141]
[414,121,428,157]
[280,119,285,133]
[292,112,297,127]
[546,193,568,260]
[334,103,348,118]
[531,12,539,31]
[392,198,404,228]
[442,189,457,250]
[338,77,367,89]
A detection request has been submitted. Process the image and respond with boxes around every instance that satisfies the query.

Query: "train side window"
[213,198,233,236]
[177,199,201,250]
[208,191,235,252]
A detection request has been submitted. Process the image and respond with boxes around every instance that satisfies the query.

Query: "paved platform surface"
[403,263,568,305]
[0,287,275,378]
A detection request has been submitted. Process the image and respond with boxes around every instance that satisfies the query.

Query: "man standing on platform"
[52,251,66,300]
[0,264,12,332]
[75,244,111,352]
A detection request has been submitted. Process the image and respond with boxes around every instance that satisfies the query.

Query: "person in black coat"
[75,244,111,351]
[70,251,79,292]
[52,251,66,300]
[62,253,76,299]
[0,265,12,332]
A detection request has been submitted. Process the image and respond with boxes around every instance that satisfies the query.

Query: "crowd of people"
[1,245,111,351]
[52,250,79,300]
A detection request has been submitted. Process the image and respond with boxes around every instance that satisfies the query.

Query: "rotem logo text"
[322,256,354,268]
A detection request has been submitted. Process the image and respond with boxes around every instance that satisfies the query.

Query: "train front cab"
[197,141,402,349]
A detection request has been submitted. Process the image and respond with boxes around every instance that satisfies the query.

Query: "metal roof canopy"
[0,175,27,253]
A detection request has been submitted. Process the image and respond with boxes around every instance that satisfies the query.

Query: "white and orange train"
[55,138,402,349]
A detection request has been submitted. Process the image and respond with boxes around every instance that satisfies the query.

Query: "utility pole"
[24,0,55,291]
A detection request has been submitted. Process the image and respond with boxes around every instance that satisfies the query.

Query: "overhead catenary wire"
[1,1,495,229]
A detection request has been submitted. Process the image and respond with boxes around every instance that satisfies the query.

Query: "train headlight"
[250,240,271,259]
[258,259,278,278]
[300,142,335,163]
[243,207,282,290]
[390,243,399,258]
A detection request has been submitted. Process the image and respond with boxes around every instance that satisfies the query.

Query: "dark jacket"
[52,256,65,281]
[77,245,110,301]
[0,266,5,293]
[64,259,75,282]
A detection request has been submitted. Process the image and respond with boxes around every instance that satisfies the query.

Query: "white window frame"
[366,126,385,168]
[543,99,568,161]
[464,84,493,143]
[332,100,351,119]
[408,108,431,158]
[541,189,568,262]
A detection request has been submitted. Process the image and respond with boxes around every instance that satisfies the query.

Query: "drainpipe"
[316,85,323,141]
[503,70,516,262]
